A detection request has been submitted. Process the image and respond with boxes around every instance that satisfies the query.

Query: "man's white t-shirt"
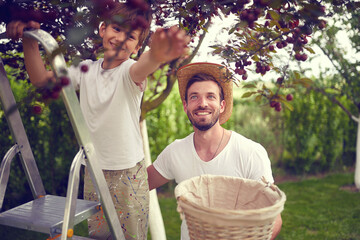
[153,131,274,240]
[67,58,144,170]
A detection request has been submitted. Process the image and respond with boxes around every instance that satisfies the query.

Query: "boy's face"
[99,22,142,65]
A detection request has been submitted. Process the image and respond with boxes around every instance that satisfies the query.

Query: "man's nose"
[198,97,208,107]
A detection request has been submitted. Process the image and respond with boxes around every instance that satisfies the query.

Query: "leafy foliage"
[281,87,356,174]
[0,66,78,210]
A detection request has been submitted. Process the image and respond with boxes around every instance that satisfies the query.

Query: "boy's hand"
[6,21,40,40]
[149,26,191,63]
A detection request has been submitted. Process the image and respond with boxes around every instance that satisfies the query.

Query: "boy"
[6,2,190,240]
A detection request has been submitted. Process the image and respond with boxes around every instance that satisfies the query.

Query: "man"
[147,62,282,240]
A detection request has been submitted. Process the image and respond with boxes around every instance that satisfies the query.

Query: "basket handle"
[261,176,282,196]
[176,196,186,220]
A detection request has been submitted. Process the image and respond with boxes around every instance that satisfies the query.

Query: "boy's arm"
[130,26,190,85]
[6,21,54,87]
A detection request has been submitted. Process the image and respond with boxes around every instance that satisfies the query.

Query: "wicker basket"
[174,175,286,240]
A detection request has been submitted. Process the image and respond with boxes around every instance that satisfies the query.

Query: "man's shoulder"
[230,131,264,149]
[165,133,193,149]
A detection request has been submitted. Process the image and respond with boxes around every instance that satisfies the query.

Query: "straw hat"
[177,62,233,125]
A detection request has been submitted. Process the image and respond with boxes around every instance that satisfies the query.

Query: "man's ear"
[220,99,226,114]
[99,22,106,38]
[183,100,188,113]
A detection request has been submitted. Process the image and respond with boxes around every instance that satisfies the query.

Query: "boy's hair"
[103,2,152,47]
[185,73,225,103]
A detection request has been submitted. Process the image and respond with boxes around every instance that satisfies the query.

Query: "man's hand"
[149,26,191,63]
[6,21,40,40]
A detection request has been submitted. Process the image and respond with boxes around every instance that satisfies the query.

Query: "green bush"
[281,88,355,174]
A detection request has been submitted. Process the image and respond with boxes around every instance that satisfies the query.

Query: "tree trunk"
[355,119,360,189]
[140,119,167,240]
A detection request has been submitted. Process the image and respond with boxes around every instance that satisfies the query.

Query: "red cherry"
[32,105,42,114]
[301,53,308,61]
[275,102,282,112]
[52,84,62,92]
[60,76,70,86]
[51,91,60,99]
[81,64,89,73]
[318,20,326,30]
[295,53,302,61]
[238,69,246,75]
[277,77,284,84]
[286,94,293,101]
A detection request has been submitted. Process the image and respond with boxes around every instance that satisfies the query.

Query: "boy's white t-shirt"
[67,58,144,170]
[153,131,274,240]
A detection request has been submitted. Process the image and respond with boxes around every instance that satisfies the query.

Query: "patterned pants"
[83,160,149,240]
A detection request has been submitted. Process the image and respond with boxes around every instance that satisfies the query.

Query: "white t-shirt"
[68,58,144,170]
[153,131,274,240]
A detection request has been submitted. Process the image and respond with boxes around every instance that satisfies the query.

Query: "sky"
[191,14,338,83]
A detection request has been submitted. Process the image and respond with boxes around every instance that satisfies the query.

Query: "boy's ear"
[99,23,106,38]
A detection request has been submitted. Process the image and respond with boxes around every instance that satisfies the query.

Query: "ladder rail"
[60,149,84,240]
[0,57,46,199]
[0,144,19,210]
[23,29,125,240]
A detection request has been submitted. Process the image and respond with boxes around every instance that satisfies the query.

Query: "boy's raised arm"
[6,21,54,87]
[130,26,190,85]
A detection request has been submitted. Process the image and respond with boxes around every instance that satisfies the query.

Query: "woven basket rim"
[175,175,286,220]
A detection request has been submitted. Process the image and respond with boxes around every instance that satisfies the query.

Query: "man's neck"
[193,125,229,162]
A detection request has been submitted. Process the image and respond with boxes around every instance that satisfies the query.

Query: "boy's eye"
[112,25,121,32]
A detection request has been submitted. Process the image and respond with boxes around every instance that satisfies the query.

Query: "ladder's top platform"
[0,195,99,235]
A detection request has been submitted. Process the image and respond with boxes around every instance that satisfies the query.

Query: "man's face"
[183,80,225,131]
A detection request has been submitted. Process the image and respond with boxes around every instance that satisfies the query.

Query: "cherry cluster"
[32,65,89,114]
[240,8,262,29]
[269,93,293,112]
[32,76,70,114]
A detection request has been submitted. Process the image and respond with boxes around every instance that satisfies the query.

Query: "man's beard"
[187,107,220,131]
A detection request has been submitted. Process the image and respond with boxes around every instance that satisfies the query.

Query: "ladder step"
[0,195,99,235]
[72,235,95,240]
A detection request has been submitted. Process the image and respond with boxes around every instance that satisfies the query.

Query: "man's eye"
[190,95,197,100]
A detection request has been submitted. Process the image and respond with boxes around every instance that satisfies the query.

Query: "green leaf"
[241,91,257,98]
[242,84,257,88]
[281,100,294,111]
[304,46,315,54]
[268,10,280,20]
[255,94,262,102]
[229,27,236,35]
[299,77,313,87]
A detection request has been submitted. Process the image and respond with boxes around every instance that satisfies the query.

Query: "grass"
[0,172,359,239]
[155,172,360,240]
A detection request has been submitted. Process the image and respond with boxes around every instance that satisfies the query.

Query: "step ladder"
[0,29,125,240]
